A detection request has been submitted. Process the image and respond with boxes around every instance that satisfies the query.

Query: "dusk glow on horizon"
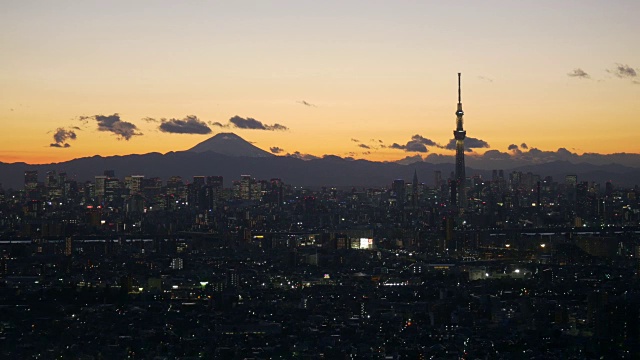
[1,1,639,164]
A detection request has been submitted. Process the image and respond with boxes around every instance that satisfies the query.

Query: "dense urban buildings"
[1,165,640,358]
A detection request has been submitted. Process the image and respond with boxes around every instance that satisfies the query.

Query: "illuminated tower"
[453,73,467,211]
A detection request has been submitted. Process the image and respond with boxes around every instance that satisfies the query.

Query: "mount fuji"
[187,132,274,157]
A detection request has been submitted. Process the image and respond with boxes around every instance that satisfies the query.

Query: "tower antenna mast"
[458,72,461,103]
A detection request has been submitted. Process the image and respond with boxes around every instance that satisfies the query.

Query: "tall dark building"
[453,72,467,211]
[392,179,405,209]
[434,170,442,190]
[412,170,419,208]
[207,176,224,202]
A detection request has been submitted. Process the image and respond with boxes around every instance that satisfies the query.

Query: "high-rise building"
[105,178,122,205]
[45,170,57,188]
[453,73,467,211]
[124,175,144,195]
[565,174,577,186]
[206,176,224,203]
[206,176,223,188]
[434,170,442,190]
[392,179,405,208]
[192,176,205,187]
[24,170,38,191]
[94,176,107,198]
[412,170,419,208]
[566,174,577,205]
[240,175,252,200]
[269,178,284,206]
[58,172,67,186]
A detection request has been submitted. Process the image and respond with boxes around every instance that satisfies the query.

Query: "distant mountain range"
[1,133,640,189]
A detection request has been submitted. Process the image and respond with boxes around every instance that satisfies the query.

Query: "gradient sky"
[1,0,639,164]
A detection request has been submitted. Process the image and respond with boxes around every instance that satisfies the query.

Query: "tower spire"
[458,72,461,103]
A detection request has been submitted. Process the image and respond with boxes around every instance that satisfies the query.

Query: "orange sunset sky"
[1,1,639,164]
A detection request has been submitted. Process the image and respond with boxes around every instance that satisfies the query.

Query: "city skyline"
[1,1,639,164]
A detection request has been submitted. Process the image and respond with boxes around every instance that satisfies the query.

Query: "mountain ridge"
[1,133,640,189]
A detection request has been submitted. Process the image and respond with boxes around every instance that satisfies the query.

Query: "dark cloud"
[270,146,284,154]
[297,100,316,107]
[351,138,360,142]
[465,137,490,149]
[445,136,490,152]
[423,147,640,169]
[481,147,577,166]
[229,116,289,131]
[396,154,424,165]
[78,115,90,125]
[269,123,288,131]
[480,149,512,161]
[90,113,142,140]
[423,153,453,164]
[53,128,76,144]
[557,147,573,157]
[406,142,428,153]
[286,151,319,160]
[421,147,639,169]
[520,143,528,149]
[159,115,212,134]
[508,144,523,155]
[70,126,82,131]
[205,117,287,131]
[142,117,159,123]
[413,135,438,147]
[609,64,637,78]
[567,68,590,79]
[478,147,573,167]
[478,76,494,83]
[390,134,440,153]
[358,144,370,149]
[49,128,77,148]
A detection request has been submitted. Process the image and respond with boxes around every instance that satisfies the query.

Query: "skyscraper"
[94,175,107,198]
[412,169,419,208]
[240,175,252,200]
[392,179,405,209]
[453,73,467,211]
